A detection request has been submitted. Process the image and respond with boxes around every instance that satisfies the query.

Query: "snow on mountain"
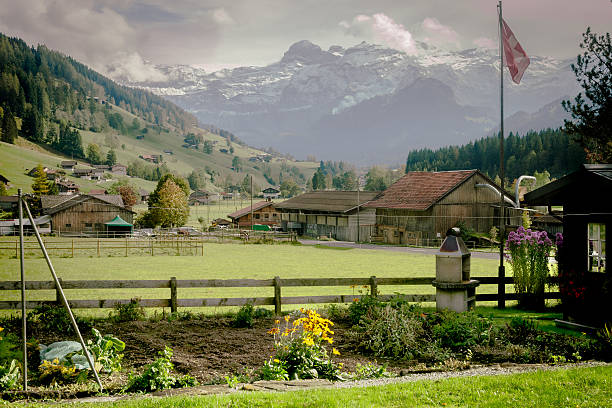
[120,40,579,164]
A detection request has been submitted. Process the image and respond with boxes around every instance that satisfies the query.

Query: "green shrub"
[351,363,392,380]
[347,295,383,326]
[82,328,125,373]
[431,311,494,352]
[111,299,145,322]
[27,304,91,335]
[125,346,198,393]
[233,304,255,328]
[253,308,273,319]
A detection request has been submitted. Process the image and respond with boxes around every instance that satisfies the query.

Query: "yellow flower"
[332,348,340,355]
[273,359,280,363]
[275,319,280,325]
[302,337,315,346]
[284,315,290,322]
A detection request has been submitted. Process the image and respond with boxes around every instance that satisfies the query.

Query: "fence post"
[97,239,100,257]
[369,276,378,297]
[274,276,282,315]
[55,278,63,305]
[125,238,128,257]
[71,239,74,258]
[15,240,18,258]
[170,277,178,313]
[201,241,204,256]
[150,239,154,256]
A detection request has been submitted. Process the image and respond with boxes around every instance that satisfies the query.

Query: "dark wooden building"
[41,194,134,235]
[228,201,279,228]
[365,170,520,245]
[275,191,380,241]
[524,164,611,325]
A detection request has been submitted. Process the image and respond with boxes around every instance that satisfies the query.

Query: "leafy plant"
[125,346,198,393]
[351,363,392,380]
[111,298,145,322]
[27,304,91,335]
[38,358,86,386]
[233,304,255,328]
[431,311,494,352]
[264,310,344,381]
[80,328,125,373]
[0,359,21,391]
[0,327,20,367]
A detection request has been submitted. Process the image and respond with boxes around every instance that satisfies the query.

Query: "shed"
[275,191,380,241]
[365,170,520,245]
[524,164,611,325]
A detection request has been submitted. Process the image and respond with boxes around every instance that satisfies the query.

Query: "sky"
[0,0,610,81]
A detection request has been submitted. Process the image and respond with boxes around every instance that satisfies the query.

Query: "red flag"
[501,18,530,84]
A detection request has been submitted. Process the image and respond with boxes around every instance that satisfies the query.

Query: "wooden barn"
[41,194,134,235]
[228,200,280,228]
[365,170,520,245]
[275,191,380,242]
[524,164,611,326]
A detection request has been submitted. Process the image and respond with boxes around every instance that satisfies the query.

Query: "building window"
[84,223,93,228]
[588,223,606,273]
[65,224,71,228]
[255,213,260,220]
[264,213,269,219]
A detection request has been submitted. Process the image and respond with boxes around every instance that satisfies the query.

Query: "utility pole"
[497,0,506,309]
[250,175,254,231]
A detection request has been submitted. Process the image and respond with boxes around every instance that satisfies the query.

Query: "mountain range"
[120,40,579,164]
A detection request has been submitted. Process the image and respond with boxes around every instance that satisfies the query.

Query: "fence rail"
[0,276,560,314]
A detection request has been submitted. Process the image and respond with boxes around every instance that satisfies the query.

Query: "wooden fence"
[0,276,560,314]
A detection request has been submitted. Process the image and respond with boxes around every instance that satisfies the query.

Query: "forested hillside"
[405,128,585,181]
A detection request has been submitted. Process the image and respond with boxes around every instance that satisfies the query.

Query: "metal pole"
[498,0,506,309]
[18,190,27,391]
[22,200,103,391]
[250,175,253,231]
[357,184,360,243]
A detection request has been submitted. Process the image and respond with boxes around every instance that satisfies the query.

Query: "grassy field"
[26,365,612,407]
[0,242,525,316]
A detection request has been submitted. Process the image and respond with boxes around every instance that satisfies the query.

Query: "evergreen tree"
[106,149,117,166]
[203,140,213,154]
[0,182,8,196]
[1,108,17,144]
[31,164,50,196]
[562,28,612,163]
[311,168,326,190]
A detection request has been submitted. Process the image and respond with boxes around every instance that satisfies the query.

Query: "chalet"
[262,187,281,200]
[93,164,111,171]
[111,164,127,176]
[364,170,521,245]
[139,154,161,163]
[61,161,78,170]
[212,218,232,228]
[55,179,80,195]
[72,168,93,179]
[27,167,61,180]
[139,189,150,203]
[41,194,134,235]
[275,191,380,241]
[0,196,18,213]
[228,201,280,228]
[89,189,106,195]
[0,174,10,187]
[220,192,233,200]
[524,164,611,326]
[188,190,221,205]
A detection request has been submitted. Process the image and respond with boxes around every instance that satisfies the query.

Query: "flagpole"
[497,0,506,309]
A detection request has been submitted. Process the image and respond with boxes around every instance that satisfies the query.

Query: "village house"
[60,160,78,170]
[228,200,280,228]
[262,187,281,200]
[524,164,611,326]
[275,191,380,241]
[26,167,62,180]
[55,179,80,195]
[188,190,221,205]
[139,154,161,163]
[139,189,150,203]
[0,215,52,236]
[364,170,520,245]
[0,196,18,213]
[0,174,11,188]
[41,194,134,235]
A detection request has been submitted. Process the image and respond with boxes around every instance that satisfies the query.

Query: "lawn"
[0,242,520,316]
[26,365,612,408]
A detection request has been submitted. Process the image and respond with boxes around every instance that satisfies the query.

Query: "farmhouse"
[262,187,281,199]
[275,191,380,241]
[524,164,611,325]
[188,190,220,205]
[228,200,280,228]
[60,161,77,170]
[27,167,62,180]
[41,194,134,235]
[55,179,80,195]
[0,174,10,186]
[139,189,150,203]
[365,170,520,245]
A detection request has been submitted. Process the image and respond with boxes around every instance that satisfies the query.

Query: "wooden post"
[55,278,63,305]
[150,239,154,256]
[170,277,178,313]
[97,239,100,257]
[274,276,282,315]
[201,241,204,256]
[125,238,128,257]
[71,239,74,258]
[370,275,378,297]
[15,240,18,258]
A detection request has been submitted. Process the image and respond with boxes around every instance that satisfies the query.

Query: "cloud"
[421,17,460,48]
[473,37,496,50]
[212,8,235,25]
[104,52,167,83]
[340,13,418,55]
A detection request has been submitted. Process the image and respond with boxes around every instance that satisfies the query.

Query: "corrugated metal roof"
[42,194,127,215]
[275,191,380,213]
[228,201,274,219]
[364,170,477,210]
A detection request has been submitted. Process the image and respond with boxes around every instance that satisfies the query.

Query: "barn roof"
[42,194,131,215]
[228,201,275,219]
[364,170,478,211]
[275,191,380,213]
